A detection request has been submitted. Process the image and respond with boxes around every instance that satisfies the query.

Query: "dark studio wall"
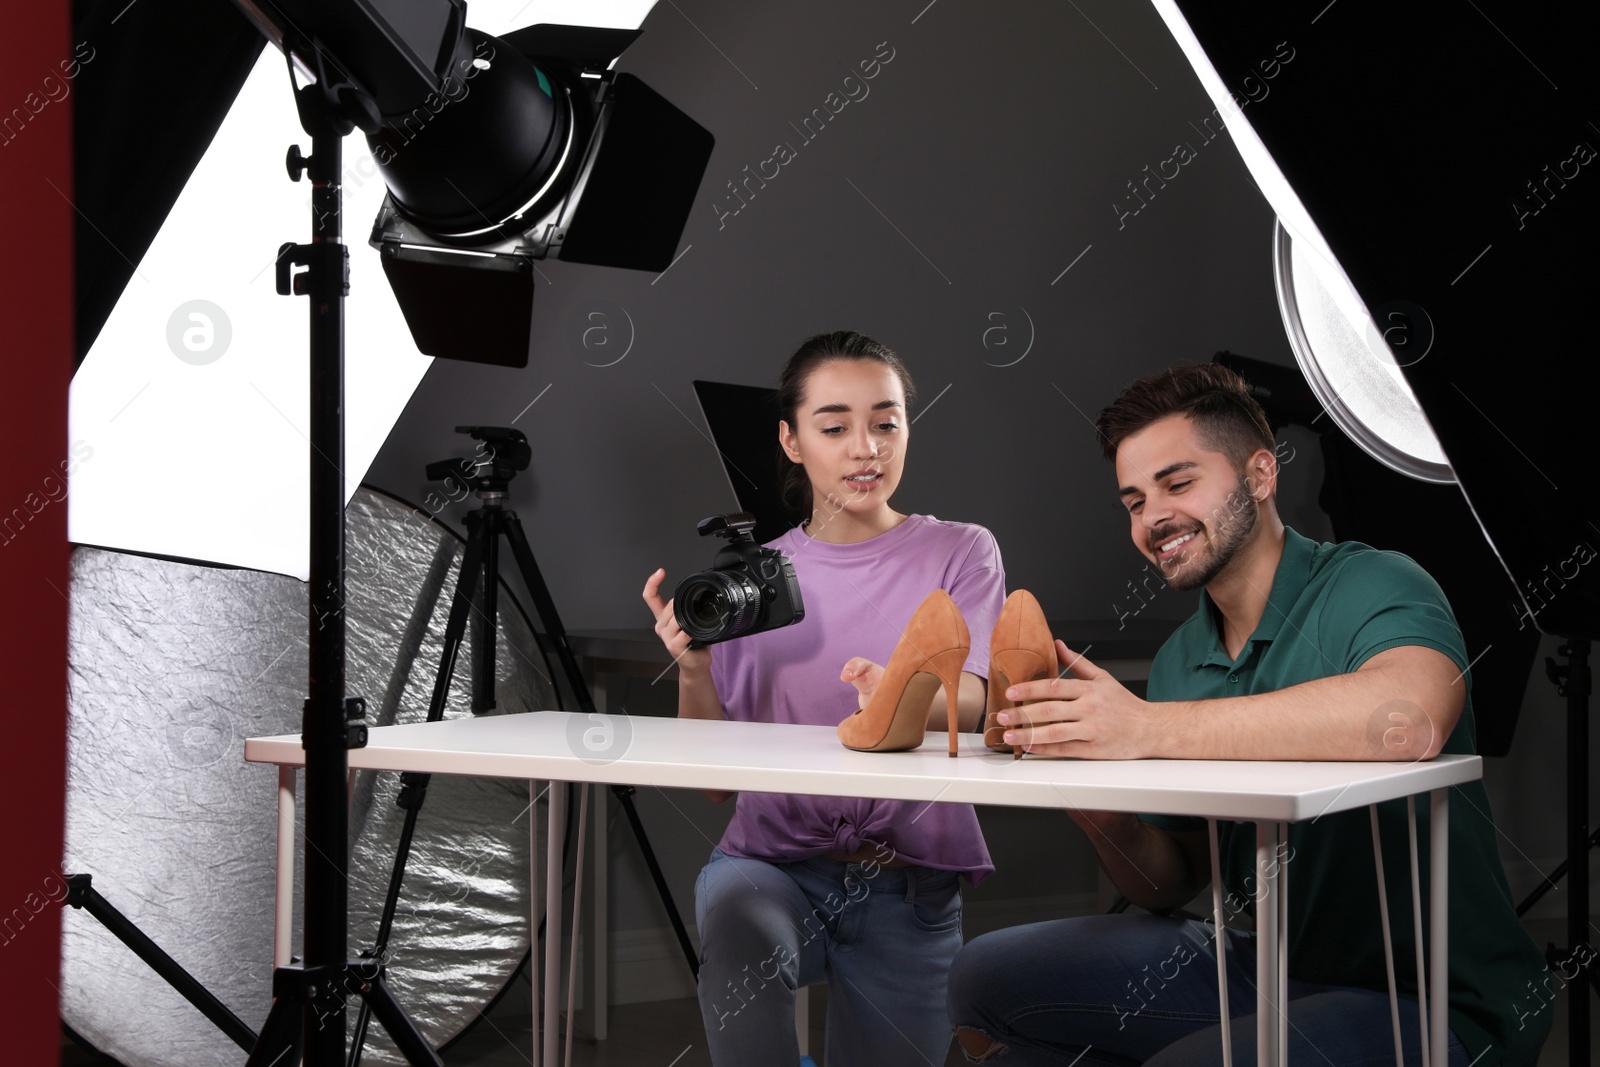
[364,0,1316,629]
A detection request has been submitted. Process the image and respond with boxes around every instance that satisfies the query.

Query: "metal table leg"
[1256,821,1281,1066]
[1430,788,1450,1067]
[275,766,296,968]
[545,781,567,1067]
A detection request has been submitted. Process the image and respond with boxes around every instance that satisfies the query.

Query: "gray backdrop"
[365,0,1313,630]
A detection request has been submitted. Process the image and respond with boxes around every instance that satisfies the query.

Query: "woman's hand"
[841,658,885,710]
[643,568,711,677]
[841,660,985,731]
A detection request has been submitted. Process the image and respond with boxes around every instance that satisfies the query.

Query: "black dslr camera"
[673,513,804,648]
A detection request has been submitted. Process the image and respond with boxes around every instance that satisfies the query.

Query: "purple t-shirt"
[708,514,1005,882]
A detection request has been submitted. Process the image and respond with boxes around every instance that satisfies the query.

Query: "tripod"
[62,874,258,1053]
[347,425,699,1063]
[1513,638,1595,1066]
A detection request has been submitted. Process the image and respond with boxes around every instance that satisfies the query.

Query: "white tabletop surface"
[245,711,1480,822]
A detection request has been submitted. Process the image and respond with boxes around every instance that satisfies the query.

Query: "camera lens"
[675,571,762,643]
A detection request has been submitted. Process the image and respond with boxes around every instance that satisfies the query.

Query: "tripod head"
[425,425,532,496]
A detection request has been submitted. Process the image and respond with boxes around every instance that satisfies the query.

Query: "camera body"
[673,514,804,648]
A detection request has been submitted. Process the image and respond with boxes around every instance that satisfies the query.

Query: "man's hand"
[1002,641,1461,762]
[997,641,1172,759]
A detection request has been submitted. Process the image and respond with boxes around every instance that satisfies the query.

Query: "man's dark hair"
[1095,363,1276,468]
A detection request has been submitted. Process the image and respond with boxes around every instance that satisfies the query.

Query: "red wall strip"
[0,1,74,1061]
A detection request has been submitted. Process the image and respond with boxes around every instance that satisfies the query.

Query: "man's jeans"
[948,914,1468,1066]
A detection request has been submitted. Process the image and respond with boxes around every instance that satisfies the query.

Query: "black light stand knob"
[286,144,310,182]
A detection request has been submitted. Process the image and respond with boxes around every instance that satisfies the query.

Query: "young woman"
[642,331,1006,1066]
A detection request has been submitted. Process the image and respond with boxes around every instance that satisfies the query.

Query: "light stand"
[1549,640,1592,1030]
[209,7,711,1060]
[245,42,440,1067]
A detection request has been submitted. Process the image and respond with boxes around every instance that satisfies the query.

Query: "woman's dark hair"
[776,331,916,518]
[1094,363,1275,470]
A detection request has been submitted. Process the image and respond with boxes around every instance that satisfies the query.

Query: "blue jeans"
[694,847,964,1067]
[947,914,1469,1066]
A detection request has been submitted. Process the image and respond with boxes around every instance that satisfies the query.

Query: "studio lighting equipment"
[1150,3,1596,1063]
[63,489,555,1066]
[1271,223,1453,485]
[234,1,711,370]
[123,3,716,1064]
[367,22,714,368]
[69,0,709,578]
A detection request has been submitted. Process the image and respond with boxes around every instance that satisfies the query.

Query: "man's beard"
[1151,475,1258,592]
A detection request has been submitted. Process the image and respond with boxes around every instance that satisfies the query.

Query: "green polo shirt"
[1142,527,1548,1067]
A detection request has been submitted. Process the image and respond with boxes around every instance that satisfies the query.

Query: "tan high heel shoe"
[837,589,971,757]
[984,590,1056,758]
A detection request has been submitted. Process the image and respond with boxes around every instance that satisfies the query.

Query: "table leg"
[584,658,609,1042]
[545,781,567,1067]
[1256,821,1281,1067]
[1430,788,1449,1067]
[1408,796,1430,1067]
[1369,805,1406,1067]
[530,780,542,1067]
[275,766,296,967]
[1277,822,1288,1067]
[594,783,608,1041]
[1208,819,1231,1067]
[565,784,590,1067]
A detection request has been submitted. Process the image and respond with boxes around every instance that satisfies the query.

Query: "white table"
[567,624,1172,1046]
[246,711,1480,1067]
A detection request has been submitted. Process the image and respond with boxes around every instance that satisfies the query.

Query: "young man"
[946,365,1548,1066]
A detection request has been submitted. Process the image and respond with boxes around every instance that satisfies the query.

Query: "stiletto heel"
[838,590,970,753]
[946,657,963,758]
[984,590,1055,758]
